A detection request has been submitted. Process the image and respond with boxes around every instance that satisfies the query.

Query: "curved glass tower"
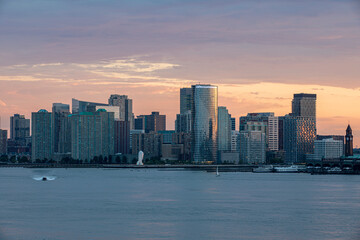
[191,84,218,163]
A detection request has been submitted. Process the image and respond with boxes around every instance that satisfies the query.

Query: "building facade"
[114,120,130,154]
[291,93,316,118]
[180,88,192,114]
[240,130,266,164]
[191,84,218,163]
[108,95,134,129]
[313,138,343,160]
[218,106,231,152]
[32,110,53,161]
[52,103,71,155]
[10,114,30,145]
[70,110,114,162]
[0,129,7,155]
[72,98,108,114]
[283,115,316,163]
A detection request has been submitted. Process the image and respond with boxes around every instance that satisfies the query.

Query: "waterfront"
[1,169,360,240]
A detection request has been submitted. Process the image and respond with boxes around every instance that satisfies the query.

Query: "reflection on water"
[1,169,360,240]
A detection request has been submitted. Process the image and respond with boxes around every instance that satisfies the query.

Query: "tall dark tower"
[345,124,353,157]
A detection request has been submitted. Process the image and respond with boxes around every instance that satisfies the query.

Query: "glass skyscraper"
[32,109,53,161]
[191,84,218,163]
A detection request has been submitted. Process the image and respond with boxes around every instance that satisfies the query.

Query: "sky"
[0,0,360,145]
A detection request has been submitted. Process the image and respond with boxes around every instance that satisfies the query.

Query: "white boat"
[253,166,274,173]
[274,165,299,173]
[216,166,220,177]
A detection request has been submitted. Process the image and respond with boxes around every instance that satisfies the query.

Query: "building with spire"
[345,124,353,157]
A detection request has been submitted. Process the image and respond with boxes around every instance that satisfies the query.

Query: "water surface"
[1,168,360,240]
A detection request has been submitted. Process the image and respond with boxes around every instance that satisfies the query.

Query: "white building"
[314,138,343,160]
[268,116,279,151]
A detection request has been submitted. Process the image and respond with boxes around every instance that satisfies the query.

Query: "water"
[1,168,360,240]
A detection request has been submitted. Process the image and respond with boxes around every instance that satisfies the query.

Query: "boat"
[42,177,47,181]
[253,166,274,173]
[216,166,220,177]
[274,165,299,173]
[328,167,342,173]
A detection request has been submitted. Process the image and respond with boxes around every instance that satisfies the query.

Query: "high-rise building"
[240,130,266,164]
[175,111,191,133]
[0,129,7,155]
[108,95,134,129]
[32,110,53,161]
[240,113,278,151]
[114,120,130,154]
[345,124,353,157]
[134,116,146,130]
[218,106,231,152]
[313,138,343,160]
[144,112,166,133]
[231,130,240,152]
[180,88,192,114]
[283,115,316,163]
[284,93,317,163]
[52,103,71,154]
[278,116,285,150]
[10,114,30,145]
[191,84,218,163]
[231,117,236,131]
[70,109,114,162]
[72,98,108,114]
[292,93,316,118]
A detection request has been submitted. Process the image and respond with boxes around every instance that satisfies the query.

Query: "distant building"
[312,138,343,160]
[283,115,316,163]
[134,116,146,130]
[130,129,145,152]
[180,88,192,114]
[0,129,7,155]
[32,110,53,161]
[52,103,71,154]
[96,106,121,120]
[240,130,266,164]
[231,117,236,131]
[108,95,134,129]
[191,84,218,163]
[231,130,240,152]
[70,109,114,162]
[145,112,166,133]
[10,114,30,146]
[175,111,191,133]
[345,124,354,157]
[131,131,161,158]
[218,106,231,152]
[72,98,108,114]
[292,93,316,118]
[114,120,130,154]
[240,113,278,151]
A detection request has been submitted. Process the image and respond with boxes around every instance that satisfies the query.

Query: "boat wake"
[33,176,57,181]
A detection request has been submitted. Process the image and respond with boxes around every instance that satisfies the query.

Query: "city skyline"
[0,1,359,146]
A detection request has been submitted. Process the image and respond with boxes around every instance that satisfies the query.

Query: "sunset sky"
[0,1,360,145]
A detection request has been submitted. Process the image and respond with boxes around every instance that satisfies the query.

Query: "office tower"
[278,116,284,150]
[231,117,236,131]
[114,120,130,154]
[52,103,71,154]
[144,112,166,133]
[218,107,231,151]
[130,129,145,152]
[0,129,7,155]
[283,115,316,163]
[268,116,279,151]
[239,113,278,151]
[313,138,343,160]
[10,114,30,145]
[292,93,316,118]
[72,98,108,114]
[191,84,218,163]
[32,110,53,161]
[175,111,191,133]
[108,95,134,129]
[135,116,146,130]
[345,124,353,157]
[180,88,192,114]
[284,93,317,163]
[70,109,114,162]
[231,130,240,152]
[131,131,161,158]
[240,130,266,164]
